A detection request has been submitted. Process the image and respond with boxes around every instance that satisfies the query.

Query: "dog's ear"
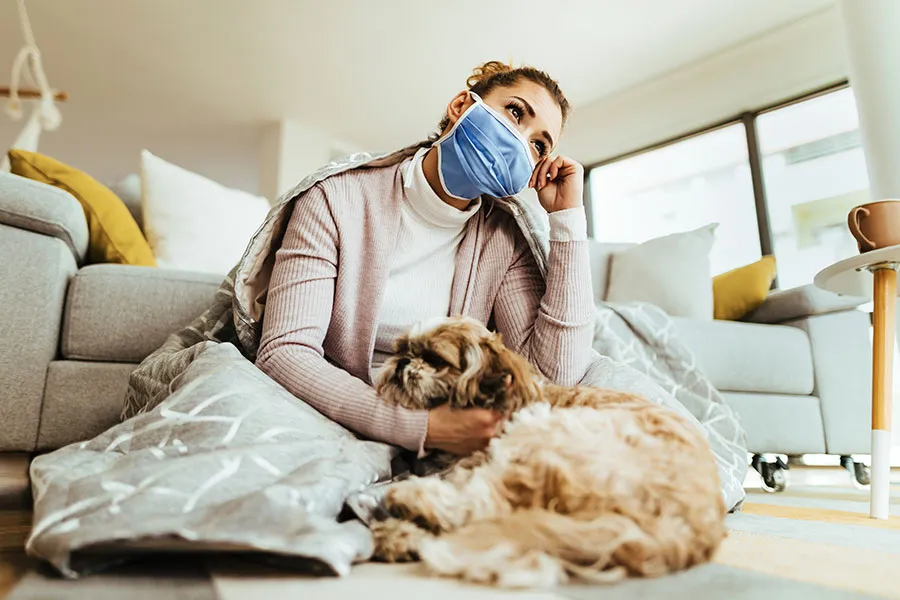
[479,334,540,411]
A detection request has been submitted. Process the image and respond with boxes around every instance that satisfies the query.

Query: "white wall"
[2,105,359,203]
[2,7,850,198]
[258,120,362,201]
[0,102,265,194]
[561,7,850,166]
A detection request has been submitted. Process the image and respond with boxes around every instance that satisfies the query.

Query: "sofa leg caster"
[839,455,870,487]
[751,454,788,493]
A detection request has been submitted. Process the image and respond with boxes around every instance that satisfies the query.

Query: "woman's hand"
[425,404,504,455]
[528,155,585,213]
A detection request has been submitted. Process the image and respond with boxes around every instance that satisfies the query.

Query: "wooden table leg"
[871,267,896,519]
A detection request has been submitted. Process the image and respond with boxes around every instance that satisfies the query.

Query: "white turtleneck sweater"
[370,148,587,370]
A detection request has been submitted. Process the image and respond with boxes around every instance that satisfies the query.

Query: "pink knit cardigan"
[255,160,594,453]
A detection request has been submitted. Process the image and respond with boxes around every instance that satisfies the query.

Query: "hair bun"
[467,61,513,89]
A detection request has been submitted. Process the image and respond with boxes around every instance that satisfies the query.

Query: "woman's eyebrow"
[511,96,535,118]
[511,95,555,149]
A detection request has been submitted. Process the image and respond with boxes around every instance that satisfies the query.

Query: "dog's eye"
[422,349,449,369]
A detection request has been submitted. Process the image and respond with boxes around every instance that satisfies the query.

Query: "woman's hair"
[436,61,570,133]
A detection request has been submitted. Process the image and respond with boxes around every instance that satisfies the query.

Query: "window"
[586,83,869,290]
[588,123,761,275]
[585,83,900,462]
[756,88,870,289]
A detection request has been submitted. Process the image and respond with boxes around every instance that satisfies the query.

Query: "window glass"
[757,87,870,289]
[589,123,761,275]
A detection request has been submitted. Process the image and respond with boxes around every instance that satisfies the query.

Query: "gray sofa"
[0,172,875,487]
[585,243,874,463]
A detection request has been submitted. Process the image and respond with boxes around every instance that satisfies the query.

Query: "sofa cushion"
[37,361,136,450]
[744,284,868,324]
[62,265,221,363]
[586,241,630,303]
[713,255,777,320]
[141,150,270,275]
[721,392,826,455]
[672,317,814,395]
[606,224,717,320]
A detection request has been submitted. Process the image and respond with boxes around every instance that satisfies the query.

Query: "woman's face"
[447,80,564,164]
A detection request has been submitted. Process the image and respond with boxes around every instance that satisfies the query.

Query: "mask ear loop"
[433,91,483,145]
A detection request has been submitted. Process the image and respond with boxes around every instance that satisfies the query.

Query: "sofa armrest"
[743,284,868,324]
[0,172,88,264]
[789,310,872,455]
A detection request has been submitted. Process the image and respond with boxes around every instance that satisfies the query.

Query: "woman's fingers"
[530,156,584,190]
[548,155,565,181]
[529,157,546,188]
[530,158,545,189]
[534,157,555,190]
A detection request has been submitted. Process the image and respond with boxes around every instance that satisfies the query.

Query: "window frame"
[582,79,851,286]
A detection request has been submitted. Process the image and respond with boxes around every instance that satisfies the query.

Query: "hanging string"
[1,0,62,172]
[4,0,61,131]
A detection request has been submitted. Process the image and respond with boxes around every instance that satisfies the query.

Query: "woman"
[255,61,594,458]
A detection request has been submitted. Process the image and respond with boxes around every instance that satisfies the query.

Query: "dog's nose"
[396,357,410,371]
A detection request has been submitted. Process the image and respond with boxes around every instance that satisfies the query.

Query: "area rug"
[7,502,898,600]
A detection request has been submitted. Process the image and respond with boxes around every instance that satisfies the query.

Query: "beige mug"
[848,200,900,253]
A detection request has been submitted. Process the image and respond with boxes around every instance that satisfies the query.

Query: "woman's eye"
[532,140,547,157]
[507,104,523,123]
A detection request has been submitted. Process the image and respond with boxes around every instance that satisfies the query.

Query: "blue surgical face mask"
[435,92,536,200]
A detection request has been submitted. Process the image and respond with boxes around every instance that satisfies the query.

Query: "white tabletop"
[814,244,900,298]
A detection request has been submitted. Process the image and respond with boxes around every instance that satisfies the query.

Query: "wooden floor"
[1,519,35,600]
[0,508,34,599]
[0,454,34,599]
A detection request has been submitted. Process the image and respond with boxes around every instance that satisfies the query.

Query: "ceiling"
[1,0,835,151]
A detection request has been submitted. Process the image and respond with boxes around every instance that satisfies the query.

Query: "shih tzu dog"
[371,316,725,588]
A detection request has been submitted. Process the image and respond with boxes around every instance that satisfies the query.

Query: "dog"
[370,316,725,588]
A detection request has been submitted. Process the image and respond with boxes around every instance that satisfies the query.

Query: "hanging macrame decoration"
[1,0,66,172]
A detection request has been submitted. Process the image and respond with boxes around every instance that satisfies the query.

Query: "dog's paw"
[371,519,427,563]
[382,484,420,518]
[370,499,393,523]
[384,480,465,534]
[382,482,445,532]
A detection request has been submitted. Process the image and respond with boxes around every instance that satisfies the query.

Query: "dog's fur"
[371,316,725,588]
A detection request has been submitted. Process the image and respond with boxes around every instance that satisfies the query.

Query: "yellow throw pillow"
[9,150,156,266]
[713,256,777,320]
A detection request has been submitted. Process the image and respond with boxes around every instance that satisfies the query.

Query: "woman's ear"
[444,90,473,130]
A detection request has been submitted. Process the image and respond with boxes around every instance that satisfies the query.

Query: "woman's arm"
[491,155,595,386]
[491,210,595,386]
[255,184,430,452]
[256,184,502,456]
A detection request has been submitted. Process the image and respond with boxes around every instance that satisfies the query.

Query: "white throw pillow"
[605,224,718,319]
[140,151,271,274]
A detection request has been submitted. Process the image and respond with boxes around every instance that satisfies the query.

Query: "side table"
[815,245,898,519]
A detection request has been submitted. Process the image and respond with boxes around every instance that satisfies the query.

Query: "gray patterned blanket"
[26,145,747,578]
